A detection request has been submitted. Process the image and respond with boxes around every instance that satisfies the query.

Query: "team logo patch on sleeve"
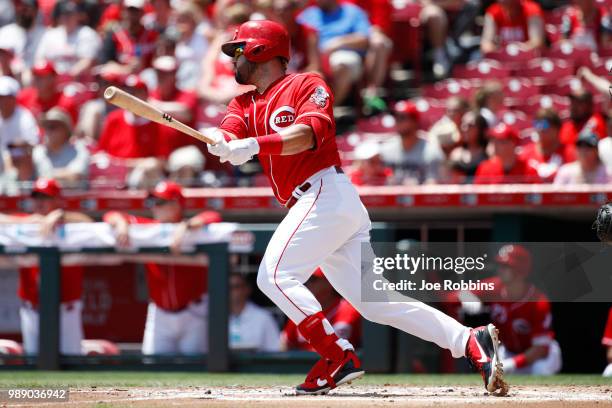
[310,86,330,108]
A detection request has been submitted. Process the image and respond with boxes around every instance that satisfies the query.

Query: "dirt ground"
[5,384,612,407]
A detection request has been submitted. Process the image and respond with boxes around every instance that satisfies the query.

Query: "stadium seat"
[484,44,539,70]
[516,58,574,85]
[390,2,422,81]
[544,76,600,97]
[498,110,531,131]
[413,97,446,130]
[502,78,541,108]
[452,59,511,81]
[196,102,226,128]
[422,79,476,99]
[88,155,129,190]
[519,94,571,117]
[356,114,396,133]
[544,42,593,68]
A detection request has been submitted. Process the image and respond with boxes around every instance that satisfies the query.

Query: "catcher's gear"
[593,202,612,242]
[222,20,290,63]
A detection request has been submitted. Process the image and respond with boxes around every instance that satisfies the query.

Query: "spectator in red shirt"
[559,88,607,146]
[17,60,78,122]
[347,141,393,186]
[281,268,362,350]
[520,108,576,182]
[98,0,159,76]
[458,245,561,375]
[602,307,612,377]
[560,0,612,51]
[0,178,93,355]
[474,123,539,184]
[104,181,222,355]
[481,0,545,54]
[149,55,199,157]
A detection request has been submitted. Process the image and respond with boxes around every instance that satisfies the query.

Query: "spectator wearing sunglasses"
[104,181,222,355]
[520,109,576,183]
[554,129,611,185]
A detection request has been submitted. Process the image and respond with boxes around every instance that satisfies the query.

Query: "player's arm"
[523,15,544,50]
[103,211,131,247]
[503,344,549,373]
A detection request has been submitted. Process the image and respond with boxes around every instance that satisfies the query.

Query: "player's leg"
[142,302,179,355]
[256,172,366,394]
[19,305,38,354]
[59,301,84,355]
[177,297,208,355]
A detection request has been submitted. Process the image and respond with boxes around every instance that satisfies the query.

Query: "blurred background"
[0,0,611,377]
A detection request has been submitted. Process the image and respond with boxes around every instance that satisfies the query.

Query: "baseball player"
[206,20,506,395]
[457,245,561,375]
[0,178,92,355]
[104,181,221,355]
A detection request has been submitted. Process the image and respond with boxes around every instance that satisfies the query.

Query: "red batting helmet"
[221,20,290,63]
[32,178,61,198]
[495,244,532,276]
[149,181,184,203]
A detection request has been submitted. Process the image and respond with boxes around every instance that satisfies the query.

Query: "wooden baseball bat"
[103,86,215,145]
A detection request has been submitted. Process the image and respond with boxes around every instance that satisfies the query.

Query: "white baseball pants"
[257,166,471,358]
[20,301,84,355]
[142,296,208,355]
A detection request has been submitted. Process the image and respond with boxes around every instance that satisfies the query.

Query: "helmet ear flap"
[251,44,266,56]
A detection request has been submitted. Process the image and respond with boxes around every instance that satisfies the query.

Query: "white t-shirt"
[35,25,101,74]
[0,106,40,171]
[32,141,90,177]
[0,23,46,68]
[553,161,611,185]
[229,302,281,352]
[598,137,612,171]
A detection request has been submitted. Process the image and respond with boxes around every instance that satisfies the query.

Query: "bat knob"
[103,86,117,101]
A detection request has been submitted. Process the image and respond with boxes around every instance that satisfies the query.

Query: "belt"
[286,166,343,209]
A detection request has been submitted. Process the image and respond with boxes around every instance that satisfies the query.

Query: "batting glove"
[222,138,260,165]
[206,128,231,158]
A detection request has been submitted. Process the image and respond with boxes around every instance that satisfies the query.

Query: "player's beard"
[235,60,257,85]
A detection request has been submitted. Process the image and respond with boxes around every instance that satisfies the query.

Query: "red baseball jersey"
[474,156,540,184]
[519,142,576,182]
[475,277,555,354]
[17,87,79,123]
[282,297,362,350]
[559,113,607,146]
[219,73,341,205]
[97,109,161,159]
[103,211,221,311]
[603,306,612,347]
[485,0,543,45]
[11,214,83,306]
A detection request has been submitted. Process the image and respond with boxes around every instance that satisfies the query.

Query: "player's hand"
[115,222,130,248]
[40,209,64,237]
[206,128,231,159]
[170,221,189,255]
[222,138,261,166]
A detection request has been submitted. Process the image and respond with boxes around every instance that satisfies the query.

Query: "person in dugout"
[0,177,92,355]
[456,244,562,375]
[104,180,221,355]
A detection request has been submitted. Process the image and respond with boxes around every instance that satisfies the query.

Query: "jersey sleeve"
[219,97,249,140]
[293,75,335,149]
[530,297,554,346]
[602,307,612,346]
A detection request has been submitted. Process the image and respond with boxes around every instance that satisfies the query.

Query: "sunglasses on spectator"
[533,120,550,130]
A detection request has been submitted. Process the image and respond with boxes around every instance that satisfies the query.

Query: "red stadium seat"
[422,79,476,99]
[518,94,571,117]
[413,97,446,129]
[196,102,226,128]
[503,78,541,108]
[544,76,601,97]
[484,44,540,70]
[390,2,422,81]
[88,156,129,190]
[356,114,396,133]
[544,42,593,67]
[498,110,531,131]
[452,59,511,81]
[515,58,574,85]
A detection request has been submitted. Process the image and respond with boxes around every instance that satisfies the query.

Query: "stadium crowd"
[0,0,610,192]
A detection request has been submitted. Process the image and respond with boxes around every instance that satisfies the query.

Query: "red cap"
[32,60,57,76]
[32,178,61,198]
[393,100,420,120]
[495,244,532,277]
[149,181,184,202]
[489,123,519,144]
[124,74,147,91]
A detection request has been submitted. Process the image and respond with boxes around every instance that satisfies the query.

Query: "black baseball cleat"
[465,324,508,395]
[296,350,365,395]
